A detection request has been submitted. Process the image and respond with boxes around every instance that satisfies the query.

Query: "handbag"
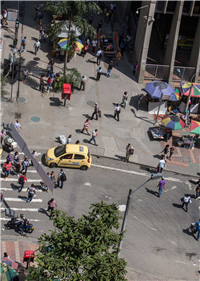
[180,197,184,202]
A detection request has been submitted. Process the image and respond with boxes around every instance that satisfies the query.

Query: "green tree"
[53,68,81,92]
[26,202,127,281]
[44,1,101,75]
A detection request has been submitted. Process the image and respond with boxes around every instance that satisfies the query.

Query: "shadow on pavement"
[115,154,125,161]
[145,188,158,197]
[104,114,114,119]
[86,59,97,64]
[49,97,61,106]
[172,203,183,209]
[83,114,91,119]
[38,208,50,217]
[131,109,154,125]
[89,76,96,81]
[75,129,82,134]
[182,228,197,240]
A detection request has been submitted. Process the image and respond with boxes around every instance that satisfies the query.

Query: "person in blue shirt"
[120,40,126,56]
[39,12,44,25]
[196,219,200,241]
[20,36,26,53]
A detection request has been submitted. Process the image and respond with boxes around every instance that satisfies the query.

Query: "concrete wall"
[189,17,200,82]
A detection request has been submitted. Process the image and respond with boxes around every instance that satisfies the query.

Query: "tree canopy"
[26,202,127,281]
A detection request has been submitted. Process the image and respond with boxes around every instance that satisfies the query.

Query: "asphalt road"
[1,152,200,280]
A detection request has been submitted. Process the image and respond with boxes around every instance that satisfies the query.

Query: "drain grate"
[15,113,21,119]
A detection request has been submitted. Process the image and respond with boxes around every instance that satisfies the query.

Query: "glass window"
[183,1,191,13]
[194,1,200,14]
[54,145,66,157]
[60,154,73,160]
[167,1,176,12]
[74,154,85,160]
[156,1,165,12]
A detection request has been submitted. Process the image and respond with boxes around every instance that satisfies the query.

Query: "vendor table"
[150,127,165,140]
[177,135,194,149]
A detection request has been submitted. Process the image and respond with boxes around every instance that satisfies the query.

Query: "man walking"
[79,75,87,91]
[157,156,165,173]
[196,219,200,241]
[168,146,175,161]
[18,172,27,193]
[57,169,66,189]
[39,74,45,92]
[92,39,97,55]
[114,103,121,121]
[125,143,134,162]
[96,48,103,65]
[157,177,166,197]
[81,119,91,135]
[27,184,36,203]
[182,194,191,212]
[14,120,22,131]
[34,39,41,56]
[91,103,99,120]
[96,67,102,81]
[89,129,98,146]
[20,36,27,53]
[34,5,40,21]
[107,61,114,77]
[161,144,169,160]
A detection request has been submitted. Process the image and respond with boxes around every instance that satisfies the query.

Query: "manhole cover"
[87,100,95,106]
[31,116,40,122]
[15,113,21,119]
[18,97,26,102]
[111,74,119,79]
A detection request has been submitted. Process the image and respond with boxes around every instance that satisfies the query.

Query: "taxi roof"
[66,144,88,154]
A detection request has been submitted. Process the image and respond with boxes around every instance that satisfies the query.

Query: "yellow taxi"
[45,144,92,170]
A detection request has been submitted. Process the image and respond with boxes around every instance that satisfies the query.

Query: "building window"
[194,1,200,14]
[167,1,177,12]
[156,1,165,12]
[183,1,191,13]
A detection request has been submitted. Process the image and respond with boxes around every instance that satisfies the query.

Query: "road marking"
[0,187,43,192]
[175,260,197,266]
[0,218,41,222]
[91,164,148,176]
[171,186,177,190]
[130,214,157,231]
[10,152,41,155]
[0,178,41,182]
[84,182,91,186]
[0,207,39,212]
[0,168,37,173]
[5,198,42,202]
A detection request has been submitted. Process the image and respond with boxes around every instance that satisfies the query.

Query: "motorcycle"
[6,217,34,234]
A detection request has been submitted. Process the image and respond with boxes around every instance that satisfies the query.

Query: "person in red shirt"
[81,119,91,135]
[39,74,45,93]
[81,42,88,57]
[3,160,12,179]
[47,76,52,93]
[18,172,28,193]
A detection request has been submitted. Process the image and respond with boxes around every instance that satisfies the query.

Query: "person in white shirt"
[158,156,165,173]
[96,67,102,81]
[14,120,22,131]
[88,129,98,146]
[34,39,41,56]
[67,135,72,144]
[114,103,121,121]
[182,194,191,212]
[92,39,97,55]
[22,68,29,82]
[79,75,87,91]
[96,48,103,65]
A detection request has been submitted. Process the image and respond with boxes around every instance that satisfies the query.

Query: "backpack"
[130,149,134,155]
[60,172,66,182]
[98,53,102,59]
[19,176,24,185]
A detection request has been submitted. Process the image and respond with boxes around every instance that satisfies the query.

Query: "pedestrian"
[57,169,66,189]
[96,67,102,81]
[110,13,115,32]
[13,151,20,165]
[107,61,114,77]
[92,39,97,55]
[79,75,87,91]
[86,36,91,48]
[15,158,21,176]
[75,140,80,145]
[137,94,144,110]
[116,50,121,68]
[120,40,126,56]
[97,19,103,34]
[161,144,169,160]
[96,48,103,65]
[3,160,12,180]
[157,176,166,197]
[47,198,57,217]
[114,103,121,121]
[18,172,27,193]
[39,75,45,92]
[164,128,172,142]
[121,91,128,109]
[27,184,36,203]
[46,62,51,77]
[91,103,99,120]
[182,194,191,212]
[6,153,13,163]
[2,9,8,25]
[1,129,7,144]
[20,36,27,53]
[157,155,165,173]
[67,135,72,144]
[47,76,52,93]
[89,129,98,146]
[34,39,41,56]
[22,157,29,174]
[38,11,44,25]
[34,5,40,21]
[0,191,4,205]
[82,119,91,135]
[82,42,89,57]
[118,33,124,48]
[168,146,175,161]
[22,68,28,82]
[196,219,200,241]
[42,172,51,192]
[49,59,54,72]
[133,61,138,75]
[196,186,200,199]
[14,120,22,131]
[32,150,38,160]
[125,144,134,162]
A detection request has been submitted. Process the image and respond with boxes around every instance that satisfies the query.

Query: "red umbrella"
[1,257,18,271]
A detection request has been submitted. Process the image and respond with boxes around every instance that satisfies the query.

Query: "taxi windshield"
[54,145,66,157]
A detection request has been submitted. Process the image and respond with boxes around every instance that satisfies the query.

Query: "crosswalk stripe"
[0,178,42,182]
[0,218,41,222]
[0,207,39,212]
[0,159,42,164]
[1,187,43,192]
[0,168,38,173]
[5,198,42,202]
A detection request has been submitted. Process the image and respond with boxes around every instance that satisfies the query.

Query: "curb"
[91,154,199,179]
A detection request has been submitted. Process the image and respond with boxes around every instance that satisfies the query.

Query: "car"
[45,144,92,170]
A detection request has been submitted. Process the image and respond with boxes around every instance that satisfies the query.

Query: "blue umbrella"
[145,81,174,99]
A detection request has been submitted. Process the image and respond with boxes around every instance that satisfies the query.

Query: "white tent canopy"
[51,20,81,38]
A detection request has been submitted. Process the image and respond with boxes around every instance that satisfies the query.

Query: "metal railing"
[173,66,196,82]
[144,64,169,81]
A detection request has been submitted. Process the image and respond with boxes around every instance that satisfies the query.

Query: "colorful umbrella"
[1,258,18,271]
[58,38,83,51]
[1,262,18,281]
[171,89,182,101]
[180,81,200,97]
[74,39,84,51]
[161,115,185,130]
[190,120,200,135]
[145,81,174,100]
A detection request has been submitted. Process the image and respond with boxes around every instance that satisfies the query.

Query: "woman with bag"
[3,160,12,180]
[27,184,36,203]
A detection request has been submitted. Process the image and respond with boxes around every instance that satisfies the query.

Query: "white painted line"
[10,152,41,155]
[84,182,91,186]
[91,164,148,176]
[5,198,42,202]
[171,186,177,190]
[0,207,39,212]
[0,168,37,173]
[130,214,157,231]
[0,187,42,192]
[0,218,41,222]
[0,178,41,182]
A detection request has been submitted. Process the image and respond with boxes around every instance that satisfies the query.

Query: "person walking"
[47,76,52,93]
[82,42,89,57]
[49,59,54,72]
[13,151,20,165]
[157,156,165,173]
[47,198,57,217]
[168,146,175,161]
[22,157,29,174]
[96,67,102,81]
[81,119,91,135]
[75,140,80,145]
[15,158,21,176]
[27,184,36,203]
[137,94,144,110]
[22,68,29,82]
[161,144,169,160]
[157,177,166,197]
[14,120,22,131]
[116,50,121,68]
[125,143,134,162]
[121,91,128,109]
[20,36,27,53]
[57,169,66,189]
[79,75,87,91]
[91,103,99,120]
[196,219,200,241]
[120,40,126,56]
[195,186,200,199]
[67,135,72,144]
[39,75,45,92]
[46,62,51,77]
[89,129,98,146]
[18,172,27,193]
[114,103,121,121]
[182,194,191,212]
[110,13,115,32]
[3,160,12,180]
[92,39,97,55]
[38,11,44,25]
[6,153,13,163]
[107,61,114,77]
[96,48,103,65]
[133,61,138,75]
[34,39,41,56]
[97,19,103,34]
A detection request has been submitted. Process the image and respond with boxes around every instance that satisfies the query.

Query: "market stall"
[150,127,165,140]
[177,135,194,149]
[179,82,200,114]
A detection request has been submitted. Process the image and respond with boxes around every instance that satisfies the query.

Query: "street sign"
[7,9,18,21]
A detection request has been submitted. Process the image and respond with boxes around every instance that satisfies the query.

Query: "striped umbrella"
[180,81,200,97]
[190,120,200,135]
[161,115,185,130]
[58,38,83,51]
[171,89,182,101]
[1,262,18,281]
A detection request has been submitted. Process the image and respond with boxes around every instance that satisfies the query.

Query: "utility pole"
[154,90,164,125]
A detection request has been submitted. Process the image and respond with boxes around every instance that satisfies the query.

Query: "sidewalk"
[1,1,200,177]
